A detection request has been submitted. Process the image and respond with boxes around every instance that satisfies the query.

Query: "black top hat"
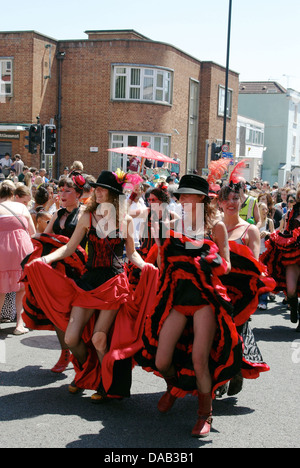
[174,174,209,199]
[90,170,124,195]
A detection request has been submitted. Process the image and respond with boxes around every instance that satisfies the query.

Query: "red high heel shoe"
[191,392,213,438]
[157,376,178,413]
[51,349,71,373]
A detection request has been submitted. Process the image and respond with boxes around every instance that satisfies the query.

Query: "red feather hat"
[229,159,247,184]
[207,158,230,196]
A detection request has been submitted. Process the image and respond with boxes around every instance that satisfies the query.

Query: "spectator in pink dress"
[0,180,35,334]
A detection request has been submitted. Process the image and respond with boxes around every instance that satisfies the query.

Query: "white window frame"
[112,65,173,105]
[245,124,264,146]
[218,85,232,118]
[0,58,13,96]
[108,132,171,172]
[292,135,297,158]
[294,104,298,125]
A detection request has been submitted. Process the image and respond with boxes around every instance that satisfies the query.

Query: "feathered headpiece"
[207,158,230,185]
[207,158,230,196]
[113,168,143,191]
[229,159,247,184]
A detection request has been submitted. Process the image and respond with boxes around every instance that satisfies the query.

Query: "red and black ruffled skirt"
[21,233,87,331]
[135,231,244,399]
[21,234,159,396]
[220,241,274,378]
[260,228,300,295]
[221,241,276,327]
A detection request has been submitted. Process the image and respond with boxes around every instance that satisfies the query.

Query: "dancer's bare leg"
[64,306,95,367]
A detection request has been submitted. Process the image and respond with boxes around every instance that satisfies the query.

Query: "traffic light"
[211,142,222,161]
[25,124,42,154]
[43,124,56,155]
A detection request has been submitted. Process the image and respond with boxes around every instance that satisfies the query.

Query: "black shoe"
[227,372,244,396]
[287,296,298,324]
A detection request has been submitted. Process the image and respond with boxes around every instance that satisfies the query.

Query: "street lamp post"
[223,0,232,146]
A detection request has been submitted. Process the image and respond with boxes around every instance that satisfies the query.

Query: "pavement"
[0,293,299,449]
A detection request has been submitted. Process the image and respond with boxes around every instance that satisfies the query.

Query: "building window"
[245,124,264,146]
[218,85,232,118]
[294,104,298,125]
[292,135,296,159]
[109,133,171,172]
[112,65,172,105]
[0,59,12,96]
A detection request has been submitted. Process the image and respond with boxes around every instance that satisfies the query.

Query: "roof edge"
[84,29,151,41]
[0,30,58,43]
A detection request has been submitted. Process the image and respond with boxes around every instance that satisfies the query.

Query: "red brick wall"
[57,39,202,176]
[199,62,239,168]
[0,31,239,178]
[0,32,34,123]
[0,32,58,167]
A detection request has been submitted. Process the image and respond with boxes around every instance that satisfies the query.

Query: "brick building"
[0,29,239,178]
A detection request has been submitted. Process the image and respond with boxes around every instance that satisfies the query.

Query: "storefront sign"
[0,132,20,140]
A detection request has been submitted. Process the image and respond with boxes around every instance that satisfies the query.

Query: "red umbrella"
[107,142,178,167]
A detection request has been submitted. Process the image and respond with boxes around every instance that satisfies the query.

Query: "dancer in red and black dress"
[261,188,300,332]
[22,174,87,374]
[135,174,243,438]
[23,171,158,401]
[127,183,179,287]
[218,183,275,396]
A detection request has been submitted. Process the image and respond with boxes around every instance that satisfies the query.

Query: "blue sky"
[2,0,300,91]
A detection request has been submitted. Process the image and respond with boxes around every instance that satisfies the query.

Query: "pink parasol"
[107,142,178,172]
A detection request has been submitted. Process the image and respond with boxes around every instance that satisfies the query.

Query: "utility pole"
[223,0,232,146]
[56,51,66,179]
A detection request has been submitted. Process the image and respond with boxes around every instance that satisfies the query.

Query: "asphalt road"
[0,293,299,450]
